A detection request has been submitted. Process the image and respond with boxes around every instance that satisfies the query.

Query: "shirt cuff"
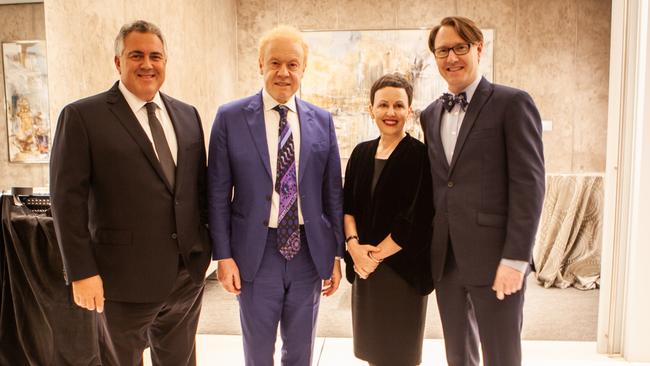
[500,258,529,273]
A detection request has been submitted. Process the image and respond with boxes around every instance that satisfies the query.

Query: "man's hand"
[322,259,342,297]
[492,264,525,300]
[217,258,241,295]
[347,241,380,279]
[72,275,104,313]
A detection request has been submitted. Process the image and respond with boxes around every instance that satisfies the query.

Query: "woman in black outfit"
[344,73,434,366]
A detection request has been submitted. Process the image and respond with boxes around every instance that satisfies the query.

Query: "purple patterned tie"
[274,105,300,260]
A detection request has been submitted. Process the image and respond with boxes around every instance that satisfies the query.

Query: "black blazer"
[50,82,211,303]
[421,77,545,286]
[343,134,433,295]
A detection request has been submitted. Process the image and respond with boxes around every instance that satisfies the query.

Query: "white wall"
[600,0,650,361]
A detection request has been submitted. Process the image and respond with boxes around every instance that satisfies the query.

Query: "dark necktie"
[145,102,175,189]
[441,92,469,112]
[273,105,300,260]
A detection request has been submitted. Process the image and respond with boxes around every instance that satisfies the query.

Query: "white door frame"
[598,0,650,361]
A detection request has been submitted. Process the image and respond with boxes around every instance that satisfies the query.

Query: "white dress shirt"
[262,89,304,227]
[439,75,528,273]
[118,81,178,164]
[440,75,481,164]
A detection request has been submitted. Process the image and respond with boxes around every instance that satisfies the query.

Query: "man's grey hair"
[114,20,167,57]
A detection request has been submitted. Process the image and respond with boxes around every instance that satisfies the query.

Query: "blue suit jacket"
[207,92,344,281]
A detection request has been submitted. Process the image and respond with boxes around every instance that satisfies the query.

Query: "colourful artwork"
[300,29,493,166]
[2,40,50,163]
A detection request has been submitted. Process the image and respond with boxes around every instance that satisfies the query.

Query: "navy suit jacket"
[207,92,344,281]
[421,77,545,286]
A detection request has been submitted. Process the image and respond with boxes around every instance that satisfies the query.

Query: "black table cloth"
[0,194,99,365]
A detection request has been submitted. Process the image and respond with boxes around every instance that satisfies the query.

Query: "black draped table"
[0,192,99,365]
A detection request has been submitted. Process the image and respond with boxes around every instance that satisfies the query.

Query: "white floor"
[143,335,650,365]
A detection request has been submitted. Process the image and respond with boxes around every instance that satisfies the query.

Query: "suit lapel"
[244,93,272,179]
[106,82,173,193]
[429,100,449,172]
[296,98,315,183]
[448,77,493,176]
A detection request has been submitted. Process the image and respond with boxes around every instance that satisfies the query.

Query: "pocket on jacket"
[95,229,132,246]
[469,128,497,140]
[476,212,507,228]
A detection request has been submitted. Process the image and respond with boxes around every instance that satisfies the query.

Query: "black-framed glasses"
[433,43,472,58]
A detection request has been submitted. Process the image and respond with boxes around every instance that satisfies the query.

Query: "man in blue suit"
[207,25,343,366]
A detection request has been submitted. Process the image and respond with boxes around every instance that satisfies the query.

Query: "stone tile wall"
[235,0,611,173]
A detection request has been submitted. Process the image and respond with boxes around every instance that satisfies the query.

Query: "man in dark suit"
[420,16,545,366]
[208,25,343,365]
[50,20,211,366]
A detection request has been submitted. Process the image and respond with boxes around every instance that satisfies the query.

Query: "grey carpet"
[197,264,599,341]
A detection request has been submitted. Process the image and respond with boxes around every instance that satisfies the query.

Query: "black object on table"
[0,188,100,365]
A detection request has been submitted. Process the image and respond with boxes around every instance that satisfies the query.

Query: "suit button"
[447,181,454,188]
[171,233,178,239]
[175,200,179,205]
[263,219,269,226]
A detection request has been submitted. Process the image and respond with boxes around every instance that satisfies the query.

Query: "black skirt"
[351,263,428,365]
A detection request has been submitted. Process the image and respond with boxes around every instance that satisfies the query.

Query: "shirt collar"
[262,88,297,114]
[446,73,482,104]
[118,80,164,113]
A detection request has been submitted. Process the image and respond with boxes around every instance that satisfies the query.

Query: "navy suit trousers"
[238,228,321,366]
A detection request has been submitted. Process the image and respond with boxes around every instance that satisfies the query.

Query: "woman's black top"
[343,134,434,295]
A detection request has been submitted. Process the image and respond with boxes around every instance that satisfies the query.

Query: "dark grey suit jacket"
[421,77,545,286]
[50,82,211,303]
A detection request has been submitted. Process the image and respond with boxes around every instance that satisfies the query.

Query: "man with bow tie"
[420,16,545,366]
[207,25,343,365]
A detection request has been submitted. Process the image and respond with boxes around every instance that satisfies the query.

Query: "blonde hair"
[258,25,309,65]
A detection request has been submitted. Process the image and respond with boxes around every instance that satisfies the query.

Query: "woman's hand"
[347,240,381,279]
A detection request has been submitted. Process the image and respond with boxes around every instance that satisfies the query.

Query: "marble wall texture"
[0,0,612,191]
[235,0,612,173]
[43,0,238,139]
[0,3,48,190]
[36,0,237,190]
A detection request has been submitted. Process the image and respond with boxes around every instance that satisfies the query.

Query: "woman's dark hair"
[370,73,414,106]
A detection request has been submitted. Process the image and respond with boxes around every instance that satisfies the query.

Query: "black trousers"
[435,248,526,366]
[97,261,205,366]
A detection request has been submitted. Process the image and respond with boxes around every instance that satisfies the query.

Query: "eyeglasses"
[433,43,472,58]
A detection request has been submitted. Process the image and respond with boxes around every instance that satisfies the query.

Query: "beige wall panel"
[201,0,239,130]
[278,0,338,30]
[396,0,456,29]
[41,0,237,183]
[573,0,611,172]
[336,0,396,30]
[236,0,279,97]
[0,4,48,190]
[515,0,578,173]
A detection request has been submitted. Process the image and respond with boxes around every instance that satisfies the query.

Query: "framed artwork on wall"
[2,40,50,163]
[300,29,493,167]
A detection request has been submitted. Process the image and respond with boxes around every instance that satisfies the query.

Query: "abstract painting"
[300,29,494,167]
[2,40,50,163]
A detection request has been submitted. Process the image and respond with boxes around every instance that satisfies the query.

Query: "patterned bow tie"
[441,92,468,112]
